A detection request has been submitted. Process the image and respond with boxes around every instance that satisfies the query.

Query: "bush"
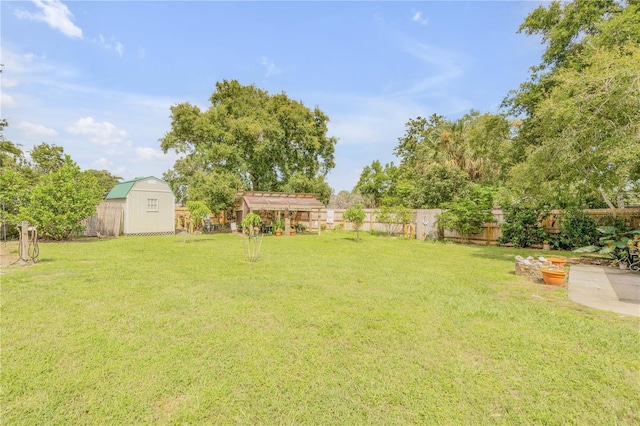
[600,214,631,231]
[438,197,495,242]
[498,206,546,248]
[376,205,412,236]
[20,158,102,240]
[557,209,598,250]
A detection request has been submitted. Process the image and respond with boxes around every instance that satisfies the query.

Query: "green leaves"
[438,185,496,243]
[574,225,640,264]
[506,1,640,208]
[498,206,547,248]
[19,158,103,240]
[344,204,366,240]
[160,80,336,209]
[186,200,212,230]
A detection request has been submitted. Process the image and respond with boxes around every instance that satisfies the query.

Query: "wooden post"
[284,208,291,235]
[20,220,29,263]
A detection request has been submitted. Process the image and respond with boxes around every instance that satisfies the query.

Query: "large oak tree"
[160,80,337,210]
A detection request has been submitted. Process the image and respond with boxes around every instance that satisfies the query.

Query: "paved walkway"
[568,265,640,317]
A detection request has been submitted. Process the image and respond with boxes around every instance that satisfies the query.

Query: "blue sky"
[1,0,545,192]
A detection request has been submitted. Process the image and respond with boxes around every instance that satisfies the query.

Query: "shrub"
[438,199,494,243]
[20,158,102,240]
[557,209,598,250]
[376,205,412,236]
[600,214,631,231]
[498,206,547,248]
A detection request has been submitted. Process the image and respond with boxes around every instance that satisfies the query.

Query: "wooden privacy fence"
[174,206,228,233]
[168,205,640,243]
[541,209,640,232]
[81,202,123,237]
[318,207,640,244]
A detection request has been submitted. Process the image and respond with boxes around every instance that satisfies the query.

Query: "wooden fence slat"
[173,206,640,242]
[81,202,123,237]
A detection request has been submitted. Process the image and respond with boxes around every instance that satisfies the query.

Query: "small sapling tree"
[344,204,366,240]
[186,200,212,233]
[241,212,263,262]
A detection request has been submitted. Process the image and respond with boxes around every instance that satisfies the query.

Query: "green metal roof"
[105,176,167,199]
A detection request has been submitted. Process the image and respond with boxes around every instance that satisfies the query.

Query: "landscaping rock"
[515,255,561,283]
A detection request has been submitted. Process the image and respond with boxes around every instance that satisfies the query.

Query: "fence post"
[19,221,29,262]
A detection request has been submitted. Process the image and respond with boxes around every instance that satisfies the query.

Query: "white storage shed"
[105,176,175,236]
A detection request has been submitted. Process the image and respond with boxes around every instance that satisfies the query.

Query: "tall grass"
[2,232,638,424]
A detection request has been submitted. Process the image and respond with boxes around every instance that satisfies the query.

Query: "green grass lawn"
[2,232,639,424]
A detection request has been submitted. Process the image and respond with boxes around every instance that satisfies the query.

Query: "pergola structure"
[235,191,325,235]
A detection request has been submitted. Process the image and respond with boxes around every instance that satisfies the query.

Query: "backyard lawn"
[2,232,638,424]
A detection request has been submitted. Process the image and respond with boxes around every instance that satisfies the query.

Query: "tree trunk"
[599,187,616,209]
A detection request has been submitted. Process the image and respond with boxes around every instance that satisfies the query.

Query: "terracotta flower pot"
[547,257,567,268]
[541,269,566,286]
[275,230,282,236]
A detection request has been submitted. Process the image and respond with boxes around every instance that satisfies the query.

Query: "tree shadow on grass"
[344,237,364,243]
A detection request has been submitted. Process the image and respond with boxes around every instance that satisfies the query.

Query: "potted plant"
[273,218,285,236]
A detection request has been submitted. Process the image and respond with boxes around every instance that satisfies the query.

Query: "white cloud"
[16,121,58,139]
[91,158,129,176]
[67,117,129,146]
[1,92,17,108]
[15,0,83,39]
[94,34,125,57]
[412,11,429,26]
[327,97,422,146]
[92,157,113,169]
[136,147,168,161]
[2,47,80,81]
[1,77,18,88]
[261,57,282,78]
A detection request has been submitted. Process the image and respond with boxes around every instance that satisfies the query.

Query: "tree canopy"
[504,0,640,208]
[353,110,512,209]
[20,156,103,240]
[508,43,640,208]
[0,126,107,240]
[161,80,337,211]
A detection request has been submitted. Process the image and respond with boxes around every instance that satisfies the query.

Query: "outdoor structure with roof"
[105,176,175,236]
[235,191,325,235]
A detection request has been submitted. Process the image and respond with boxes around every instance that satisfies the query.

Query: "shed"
[105,176,175,236]
[235,191,325,235]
